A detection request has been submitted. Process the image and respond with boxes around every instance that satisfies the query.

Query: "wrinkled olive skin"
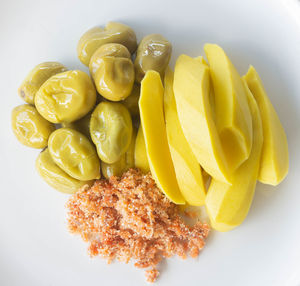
[36,148,93,194]
[122,83,140,118]
[90,56,134,101]
[134,34,172,82]
[89,43,131,81]
[90,44,131,69]
[35,70,96,124]
[11,104,55,148]
[18,62,67,104]
[62,111,92,140]
[48,128,100,181]
[90,102,132,164]
[77,22,137,66]
[101,127,136,178]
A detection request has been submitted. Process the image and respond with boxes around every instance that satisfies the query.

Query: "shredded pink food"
[66,169,209,282]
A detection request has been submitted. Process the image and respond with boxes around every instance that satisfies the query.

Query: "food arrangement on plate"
[11,21,289,283]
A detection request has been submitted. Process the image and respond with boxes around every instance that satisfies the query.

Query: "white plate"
[1,0,300,285]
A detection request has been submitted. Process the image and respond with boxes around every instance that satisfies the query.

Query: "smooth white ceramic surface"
[1,0,299,285]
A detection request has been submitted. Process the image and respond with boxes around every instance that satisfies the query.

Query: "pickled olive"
[90,102,132,164]
[101,155,126,179]
[36,148,93,194]
[77,22,137,66]
[122,83,140,118]
[18,62,67,104]
[89,43,131,78]
[62,111,92,140]
[35,70,96,123]
[48,128,100,181]
[101,128,136,179]
[90,44,131,75]
[90,56,134,101]
[11,104,55,148]
[134,34,172,82]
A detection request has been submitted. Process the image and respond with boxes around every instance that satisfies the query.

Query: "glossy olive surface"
[36,148,93,194]
[18,62,67,104]
[90,44,131,74]
[11,104,55,148]
[101,127,136,178]
[134,34,172,82]
[77,22,137,66]
[90,102,132,164]
[35,70,96,123]
[122,83,140,118]
[91,56,134,102]
[101,155,126,179]
[48,128,100,180]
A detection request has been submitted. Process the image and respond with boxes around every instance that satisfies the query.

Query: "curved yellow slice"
[134,125,150,173]
[164,67,206,206]
[205,85,263,232]
[204,44,253,171]
[244,66,289,185]
[139,70,185,204]
[173,54,230,183]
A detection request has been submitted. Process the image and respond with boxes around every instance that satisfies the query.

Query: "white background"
[0,0,300,285]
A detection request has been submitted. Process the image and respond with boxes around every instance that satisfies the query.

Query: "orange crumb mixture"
[66,169,209,283]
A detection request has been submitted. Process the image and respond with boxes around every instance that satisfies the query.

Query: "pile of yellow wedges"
[135,44,289,232]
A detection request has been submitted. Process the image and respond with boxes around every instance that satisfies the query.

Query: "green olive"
[35,70,96,123]
[62,111,92,140]
[48,128,100,181]
[11,104,55,148]
[134,34,172,82]
[101,127,136,178]
[36,148,93,194]
[122,83,140,118]
[18,62,67,104]
[90,56,134,101]
[90,44,131,70]
[89,43,131,84]
[90,102,132,164]
[77,22,137,66]
[101,155,126,179]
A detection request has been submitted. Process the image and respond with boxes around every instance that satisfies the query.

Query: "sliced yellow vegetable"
[139,70,185,204]
[164,67,206,206]
[244,66,289,185]
[173,55,230,183]
[204,44,253,171]
[134,125,150,173]
[205,85,263,232]
[195,56,208,65]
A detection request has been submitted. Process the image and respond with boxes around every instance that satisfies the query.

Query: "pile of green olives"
[11,21,172,194]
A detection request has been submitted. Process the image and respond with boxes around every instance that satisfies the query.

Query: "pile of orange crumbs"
[66,169,209,283]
